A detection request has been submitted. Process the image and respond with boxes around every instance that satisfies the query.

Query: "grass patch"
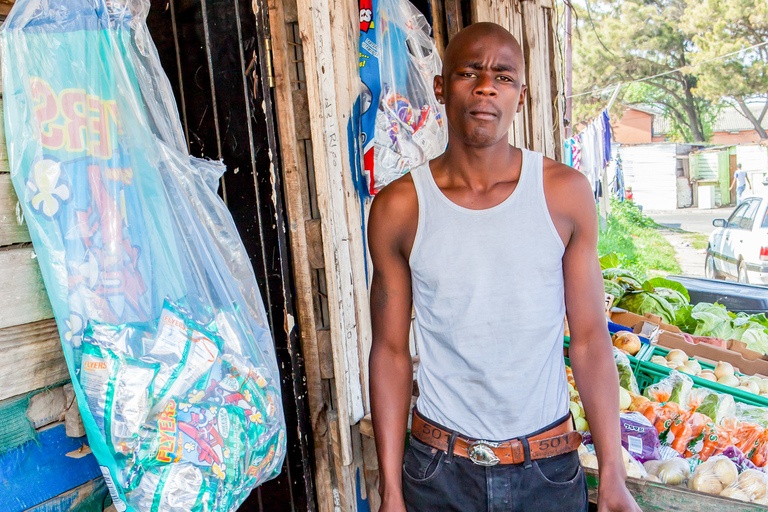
[598,200,681,280]
[682,232,709,251]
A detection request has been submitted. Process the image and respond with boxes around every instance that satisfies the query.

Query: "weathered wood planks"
[0,319,67,401]
[586,468,768,511]
[0,173,30,246]
[0,247,55,330]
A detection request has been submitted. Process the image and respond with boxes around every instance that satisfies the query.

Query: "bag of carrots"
[664,410,709,455]
[686,421,731,462]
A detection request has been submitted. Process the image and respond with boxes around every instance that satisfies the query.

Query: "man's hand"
[598,473,642,512]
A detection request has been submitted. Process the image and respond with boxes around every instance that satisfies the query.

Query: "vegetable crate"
[635,355,768,408]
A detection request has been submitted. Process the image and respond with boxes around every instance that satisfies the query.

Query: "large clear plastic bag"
[367,0,447,193]
[0,0,286,510]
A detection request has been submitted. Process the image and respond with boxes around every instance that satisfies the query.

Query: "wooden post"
[564,3,572,140]
[266,0,337,508]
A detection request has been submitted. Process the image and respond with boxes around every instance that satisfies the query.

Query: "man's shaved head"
[434,22,527,148]
[443,23,525,77]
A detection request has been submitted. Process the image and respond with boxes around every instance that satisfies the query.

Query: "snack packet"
[80,341,158,456]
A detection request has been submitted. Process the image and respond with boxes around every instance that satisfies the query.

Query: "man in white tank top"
[368,22,640,512]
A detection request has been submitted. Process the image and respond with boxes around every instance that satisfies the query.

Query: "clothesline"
[567,40,768,100]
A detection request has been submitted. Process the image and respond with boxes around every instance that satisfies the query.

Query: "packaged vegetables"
[0,0,288,508]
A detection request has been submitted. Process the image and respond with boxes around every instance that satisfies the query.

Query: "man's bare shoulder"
[542,156,595,210]
[368,172,419,255]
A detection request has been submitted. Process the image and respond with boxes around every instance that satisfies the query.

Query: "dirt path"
[656,228,707,278]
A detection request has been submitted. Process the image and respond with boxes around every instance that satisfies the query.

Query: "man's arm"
[730,176,737,191]
[551,166,641,512]
[747,174,752,189]
[368,179,418,512]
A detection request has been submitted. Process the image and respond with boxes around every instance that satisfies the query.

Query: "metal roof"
[643,102,768,136]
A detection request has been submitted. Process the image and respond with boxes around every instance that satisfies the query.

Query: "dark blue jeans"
[402,435,588,512]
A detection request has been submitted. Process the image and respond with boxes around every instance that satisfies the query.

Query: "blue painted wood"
[0,424,101,512]
[27,478,108,512]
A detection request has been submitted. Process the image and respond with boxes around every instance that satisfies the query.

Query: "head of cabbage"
[617,291,676,325]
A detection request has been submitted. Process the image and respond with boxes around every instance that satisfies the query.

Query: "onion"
[699,372,717,382]
[718,375,740,387]
[684,359,702,375]
[714,361,735,380]
[666,349,688,364]
[612,331,642,356]
[651,356,668,367]
[744,381,761,394]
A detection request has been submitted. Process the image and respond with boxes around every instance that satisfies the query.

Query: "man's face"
[435,36,526,148]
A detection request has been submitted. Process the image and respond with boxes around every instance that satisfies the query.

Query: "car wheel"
[705,251,720,280]
[738,260,749,284]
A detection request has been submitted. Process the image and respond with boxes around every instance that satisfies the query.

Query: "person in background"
[367,22,640,512]
[730,164,752,204]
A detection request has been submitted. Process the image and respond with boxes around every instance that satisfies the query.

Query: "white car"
[706,196,768,284]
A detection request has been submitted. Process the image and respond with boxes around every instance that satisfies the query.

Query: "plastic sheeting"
[0,0,286,510]
[360,0,446,194]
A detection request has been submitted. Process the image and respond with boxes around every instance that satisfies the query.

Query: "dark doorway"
[146,1,315,511]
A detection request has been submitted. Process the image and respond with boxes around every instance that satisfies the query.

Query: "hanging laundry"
[564,109,613,196]
[564,138,574,167]
[602,110,612,169]
[572,135,582,171]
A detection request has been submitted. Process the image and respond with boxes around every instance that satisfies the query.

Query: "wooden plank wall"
[472,0,563,159]
[267,0,564,509]
[0,96,66,401]
[267,0,372,508]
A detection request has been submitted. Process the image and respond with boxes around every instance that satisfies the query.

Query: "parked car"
[705,196,768,284]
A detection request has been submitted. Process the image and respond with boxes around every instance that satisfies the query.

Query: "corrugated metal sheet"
[737,144,768,174]
[696,152,720,180]
[621,144,678,210]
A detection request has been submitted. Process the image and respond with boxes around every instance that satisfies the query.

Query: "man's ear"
[434,75,445,104]
[516,85,528,113]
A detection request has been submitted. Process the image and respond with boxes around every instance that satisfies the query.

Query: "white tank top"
[409,149,569,441]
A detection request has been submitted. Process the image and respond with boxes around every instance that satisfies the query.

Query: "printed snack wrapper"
[1,1,286,510]
[620,412,661,463]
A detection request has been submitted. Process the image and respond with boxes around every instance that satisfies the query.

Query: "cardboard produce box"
[656,331,768,378]
[610,309,682,335]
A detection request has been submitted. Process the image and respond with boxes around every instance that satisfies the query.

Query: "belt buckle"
[467,440,501,466]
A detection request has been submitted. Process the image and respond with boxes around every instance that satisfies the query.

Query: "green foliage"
[570,0,768,142]
[598,199,681,279]
[572,0,712,142]
[683,0,768,137]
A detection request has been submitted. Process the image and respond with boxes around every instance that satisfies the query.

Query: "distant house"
[612,103,768,145]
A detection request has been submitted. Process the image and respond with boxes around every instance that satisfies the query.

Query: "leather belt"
[411,410,582,466]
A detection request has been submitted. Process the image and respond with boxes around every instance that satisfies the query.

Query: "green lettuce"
[602,268,643,292]
[689,303,734,339]
[604,279,626,302]
[616,291,677,325]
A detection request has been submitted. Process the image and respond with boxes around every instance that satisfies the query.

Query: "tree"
[572,0,713,142]
[684,0,768,140]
